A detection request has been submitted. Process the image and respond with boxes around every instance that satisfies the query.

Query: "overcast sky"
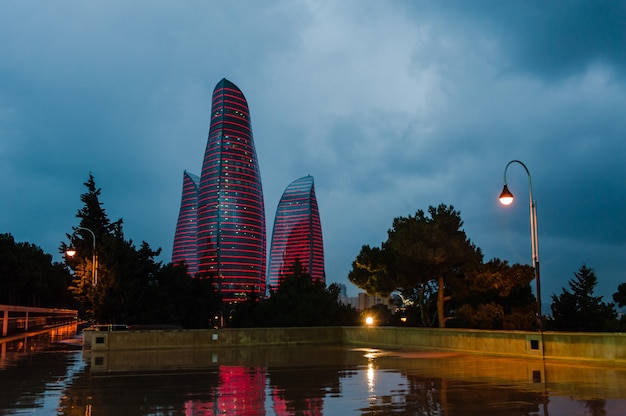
[1,1,624,303]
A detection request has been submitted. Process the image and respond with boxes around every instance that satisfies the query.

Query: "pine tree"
[62,174,227,326]
[76,173,123,237]
[64,174,149,322]
[549,264,617,332]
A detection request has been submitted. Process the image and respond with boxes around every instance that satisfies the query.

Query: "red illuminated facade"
[196,78,266,302]
[184,366,266,414]
[172,171,200,275]
[268,175,324,291]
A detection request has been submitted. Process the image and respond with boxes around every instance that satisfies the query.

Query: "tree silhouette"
[62,174,205,324]
[613,283,626,308]
[349,204,483,328]
[549,264,617,332]
[0,233,73,307]
[232,260,358,327]
[451,259,536,330]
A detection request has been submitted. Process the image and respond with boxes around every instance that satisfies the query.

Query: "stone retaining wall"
[83,326,626,364]
[84,326,342,351]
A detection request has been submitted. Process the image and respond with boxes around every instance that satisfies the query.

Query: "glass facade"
[172,170,200,275]
[196,78,266,302]
[268,175,325,291]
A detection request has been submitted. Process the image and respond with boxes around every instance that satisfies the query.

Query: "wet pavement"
[2,331,626,415]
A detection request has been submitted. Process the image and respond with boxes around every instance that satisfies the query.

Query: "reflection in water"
[367,360,375,396]
[0,324,82,415]
[0,323,80,365]
[2,342,626,415]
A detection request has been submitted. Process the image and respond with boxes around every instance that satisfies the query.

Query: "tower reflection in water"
[4,344,626,415]
[78,346,626,415]
[184,367,266,415]
[181,365,328,415]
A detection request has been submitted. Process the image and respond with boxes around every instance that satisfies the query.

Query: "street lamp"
[498,160,541,322]
[66,227,97,285]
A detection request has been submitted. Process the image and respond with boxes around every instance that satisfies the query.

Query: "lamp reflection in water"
[364,350,378,400]
[498,160,542,324]
[367,361,375,395]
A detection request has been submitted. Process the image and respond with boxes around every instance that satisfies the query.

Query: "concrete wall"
[84,326,342,351]
[343,327,626,364]
[342,326,545,359]
[543,331,626,363]
[83,326,626,364]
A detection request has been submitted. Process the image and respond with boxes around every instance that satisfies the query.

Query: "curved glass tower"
[172,170,200,275]
[197,78,266,302]
[268,175,324,291]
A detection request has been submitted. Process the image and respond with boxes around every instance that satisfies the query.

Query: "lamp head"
[66,247,77,257]
[499,184,514,206]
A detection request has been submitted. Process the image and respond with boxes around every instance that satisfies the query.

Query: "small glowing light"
[499,184,514,206]
[365,316,374,326]
[66,248,77,257]
[400,316,407,323]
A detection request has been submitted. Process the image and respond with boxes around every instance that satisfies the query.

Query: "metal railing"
[0,305,78,337]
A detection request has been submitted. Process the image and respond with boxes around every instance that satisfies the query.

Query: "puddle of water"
[1,344,626,415]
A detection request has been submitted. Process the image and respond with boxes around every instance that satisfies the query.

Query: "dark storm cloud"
[494,1,626,78]
[404,1,626,78]
[0,0,624,302]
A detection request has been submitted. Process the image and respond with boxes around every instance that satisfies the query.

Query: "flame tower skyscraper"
[268,175,324,291]
[195,78,266,302]
[172,170,200,275]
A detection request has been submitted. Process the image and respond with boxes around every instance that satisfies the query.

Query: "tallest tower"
[196,79,266,302]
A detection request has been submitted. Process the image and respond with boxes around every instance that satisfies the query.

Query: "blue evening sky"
[1,1,624,301]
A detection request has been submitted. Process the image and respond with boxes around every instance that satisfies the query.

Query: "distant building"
[339,295,359,311]
[337,291,391,312]
[358,292,392,312]
[172,171,200,275]
[335,283,348,297]
[267,175,324,291]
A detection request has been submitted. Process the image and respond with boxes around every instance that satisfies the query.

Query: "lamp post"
[66,227,97,285]
[499,160,541,321]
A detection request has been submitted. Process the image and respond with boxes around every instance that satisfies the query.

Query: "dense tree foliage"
[232,260,359,327]
[613,283,626,330]
[137,263,221,328]
[353,205,483,327]
[63,174,221,326]
[613,283,626,308]
[451,259,536,330]
[548,264,618,332]
[348,245,395,296]
[0,233,74,308]
[348,204,537,329]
